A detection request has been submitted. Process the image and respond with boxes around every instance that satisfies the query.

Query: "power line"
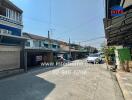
[23,11,99,41]
[73,36,105,45]
[23,15,105,45]
[24,16,49,25]
[22,4,103,43]
[49,0,52,29]
[55,16,99,39]
[79,36,105,43]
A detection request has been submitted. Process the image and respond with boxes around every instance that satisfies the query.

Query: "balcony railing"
[0,15,23,26]
[25,45,60,51]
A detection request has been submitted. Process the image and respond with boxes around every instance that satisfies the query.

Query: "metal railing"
[0,15,23,26]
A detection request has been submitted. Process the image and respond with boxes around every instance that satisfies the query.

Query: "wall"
[115,46,123,69]
[25,39,60,51]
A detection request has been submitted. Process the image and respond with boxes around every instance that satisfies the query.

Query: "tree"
[100,42,115,64]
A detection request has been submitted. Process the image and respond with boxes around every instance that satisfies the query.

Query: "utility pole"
[69,38,71,59]
[48,30,50,39]
[48,30,52,49]
[48,0,52,49]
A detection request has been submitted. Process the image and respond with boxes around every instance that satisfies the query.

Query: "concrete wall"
[60,44,69,51]
[115,46,123,69]
[0,45,21,71]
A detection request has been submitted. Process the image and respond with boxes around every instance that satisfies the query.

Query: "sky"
[10,0,105,48]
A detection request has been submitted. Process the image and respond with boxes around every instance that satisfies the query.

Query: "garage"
[0,45,21,71]
[24,49,53,69]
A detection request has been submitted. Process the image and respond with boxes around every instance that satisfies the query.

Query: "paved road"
[0,60,124,100]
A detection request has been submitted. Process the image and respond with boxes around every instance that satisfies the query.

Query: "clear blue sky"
[11,0,105,47]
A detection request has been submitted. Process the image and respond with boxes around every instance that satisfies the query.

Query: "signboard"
[36,56,42,61]
[111,6,124,17]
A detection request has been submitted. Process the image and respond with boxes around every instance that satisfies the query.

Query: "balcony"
[0,15,23,26]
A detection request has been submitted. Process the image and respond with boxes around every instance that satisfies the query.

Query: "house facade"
[23,33,60,68]
[58,41,70,60]
[23,33,88,68]
[0,0,26,73]
[104,0,132,69]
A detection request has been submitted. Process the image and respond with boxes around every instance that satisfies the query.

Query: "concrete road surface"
[0,60,124,100]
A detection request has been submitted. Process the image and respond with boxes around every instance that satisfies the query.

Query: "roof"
[56,40,68,45]
[23,33,48,40]
[3,0,23,13]
[71,43,79,46]
[23,32,69,45]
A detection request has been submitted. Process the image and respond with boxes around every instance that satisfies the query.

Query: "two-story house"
[0,0,27,74]
[23,32,60,68]
[57,41,70,60]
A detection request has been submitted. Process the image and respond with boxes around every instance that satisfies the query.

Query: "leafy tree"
[100,42,115,64]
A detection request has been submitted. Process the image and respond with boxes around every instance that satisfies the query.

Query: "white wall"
[115,46,123,69]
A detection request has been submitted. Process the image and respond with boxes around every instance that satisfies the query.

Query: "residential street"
[0,60,124,100]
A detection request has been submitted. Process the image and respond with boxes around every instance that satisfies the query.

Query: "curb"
[116,72,132,100]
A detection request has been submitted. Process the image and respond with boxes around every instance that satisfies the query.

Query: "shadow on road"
[0,66,59,100]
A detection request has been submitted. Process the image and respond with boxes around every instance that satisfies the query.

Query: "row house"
[0,0,27,75]
[23,33,87,69]
[57,41,87,60]
[104,0,132,69]
[58,41,70,60]
[23,33,60,68]
[70,43,87,60]
[57,41,86,60]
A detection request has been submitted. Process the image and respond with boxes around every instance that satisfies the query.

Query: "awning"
[24,48,52,52]
[104,8,132,46]
[0,33,29,41]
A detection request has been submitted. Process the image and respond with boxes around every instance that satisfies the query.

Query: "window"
[44,44,49,48]
[58,45,60,48]
[8,30,12,35]
[17,13,20,21]
[0,29,12,35]
[7,9,10,18]
[33,41,39,47]
[0,29,2,34]
[39,41,41,47]
[2,29,8,34]
[52,45,57,49]
[25,41,30,47]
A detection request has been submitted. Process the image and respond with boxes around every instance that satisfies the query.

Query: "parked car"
[87,53,102,64]
[57,56,68,63]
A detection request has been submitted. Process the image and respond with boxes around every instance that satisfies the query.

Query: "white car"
[87,54,102,64]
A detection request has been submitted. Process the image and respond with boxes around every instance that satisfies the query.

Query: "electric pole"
[48,30,50,39]
[48,30,52,49]
[69,38,71,59]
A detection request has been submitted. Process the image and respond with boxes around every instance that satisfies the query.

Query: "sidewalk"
[116,72,132,100]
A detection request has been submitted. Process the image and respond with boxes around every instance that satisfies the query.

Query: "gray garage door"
[0,45,21,71]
